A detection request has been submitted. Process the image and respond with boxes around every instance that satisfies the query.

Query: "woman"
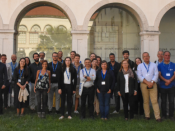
[134,57,144,116]
[25,57,31,67]
[34,60,51,118]
[58,57,77,119]
[117,60,138,120]
[92,58,99,116]
[13,58,29,116]
[95,60,115,120]
[96,56,102,68]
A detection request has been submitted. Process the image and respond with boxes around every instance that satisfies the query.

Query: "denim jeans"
[98,92,110,118]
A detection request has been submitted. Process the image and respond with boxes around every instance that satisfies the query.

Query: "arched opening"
[88,4,140,62]
[15,2,72,62]
[159,8,175,62]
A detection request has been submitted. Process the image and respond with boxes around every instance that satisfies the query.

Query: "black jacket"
[28,62,42,83]
[0,62,7,86]
[59,68,77,91]
[107,61,120,83]
[117,69,138,97]
[95,69,115,93]
[119,59,135,70]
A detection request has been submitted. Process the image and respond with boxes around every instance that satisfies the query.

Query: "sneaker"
[41,112,45,118]
[68,116,72,119]
[20,114,24,117]
[112,110,119,114]
[38,112,41,118]
[59,116,64,120]
[66,111,68,114]
[74,110,79,114]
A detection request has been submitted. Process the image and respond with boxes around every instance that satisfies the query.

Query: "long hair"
[15,58,28,77]
[134,57,142,71]
[96,56,102,67]
[25,57,31,67]
[119,60,130,72]
[62,57,74,73]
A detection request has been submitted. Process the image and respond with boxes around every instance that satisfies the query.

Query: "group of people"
[0,50,174,122]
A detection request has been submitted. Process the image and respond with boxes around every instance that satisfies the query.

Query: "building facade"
[0,0,175,63]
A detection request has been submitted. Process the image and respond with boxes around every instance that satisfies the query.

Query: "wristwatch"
[85,76,87,79]
[151,80,154,83]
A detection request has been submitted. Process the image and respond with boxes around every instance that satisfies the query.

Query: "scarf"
[122,68,134,78]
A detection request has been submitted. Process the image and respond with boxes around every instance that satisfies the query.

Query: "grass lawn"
[0,107,174,131]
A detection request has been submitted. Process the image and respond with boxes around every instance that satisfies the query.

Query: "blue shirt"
[158,62,175,89]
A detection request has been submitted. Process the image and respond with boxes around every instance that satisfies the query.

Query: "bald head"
[11,54,17,63]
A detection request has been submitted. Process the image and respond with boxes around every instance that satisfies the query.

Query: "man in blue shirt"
[158,51,175,120]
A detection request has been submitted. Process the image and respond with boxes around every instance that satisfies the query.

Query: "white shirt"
[124,74,129,93]
[6,63,12,82]
[64,67,71,84]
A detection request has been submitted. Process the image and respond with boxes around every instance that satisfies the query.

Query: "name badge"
[18,79,21,82]
[52,74,56,77]
[39,82,41,85]
[146,74,150,76]
[166,73,170,76]
[101,81,105,85]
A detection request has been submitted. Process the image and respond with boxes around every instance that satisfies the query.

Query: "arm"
[80,69,87,82]
[73,68,77,91]
[88,69,96,81]
[152,65,158,83]
[3,65,7,87]
[137,64,145,82]
[34,70,39,93]
[117,72,121,96]
[133,71,138,91]
[58,66,63,90]
[8,66,12,82]
[47,71,51,93]
[110,70,115,90]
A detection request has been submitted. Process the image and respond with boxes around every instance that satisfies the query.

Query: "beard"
[34,59,39,62]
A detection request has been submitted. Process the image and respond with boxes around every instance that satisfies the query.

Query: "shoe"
[59,116,64,120]
[104,118,108,120]
[55,111,60,114]
[42,112,45,118]
[66,111,68,115]
[20,114,24,117]
[37,112,41,118]
[74,110,79,114]
[48,111,52,114]
[156,119,162,122]
[16,113,20,116]
[68,116,72,119]
[112,110,119,114]
[145,117,150,120]
[101,118,104,120]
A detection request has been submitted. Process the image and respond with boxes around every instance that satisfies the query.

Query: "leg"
[129,95,135,119]
[60,90,66,116]
[121,94,129,119]
[74,86,80,111]
[42,90,48,113]
[0,87,3,114]
[48,84,54,111]
[98,93,105,118]
[29,83,36,110]
[3,83,9,108]
[138,85,144,115]
[36,90,41,112]
[88,87,95,117]
[160,88,167,117]
[114,83,120,112]
[168,87,174,118]
[55,85,60,111]
[21,108,24,114]
[81,88,87,118]
[104,93,110,119]
[66,86,73,116]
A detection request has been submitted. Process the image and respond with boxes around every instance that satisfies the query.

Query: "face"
[101,62,107,70]
[84,60,91,67]
[122,60,129,69]
[52,53,58,61]
[42,62,48,69]
[58,52,63,59]
[25,58,29,65]
[135,58,141,66]
[157,51,163,60]
[97,58,101,66]
[109,55,115,62]
[20,59,25,67]
[123,53,129,60]
[164,52,170,62]
[142,53,150,62]
[90,54,96,61]
[39,53,45,59]
[11,55,17,62]
[33,54,39,62]
[65,58,71,66]
[92,60,97,67]
[1,56,7,63]
[70,52,75,59]
[74,56,80,63]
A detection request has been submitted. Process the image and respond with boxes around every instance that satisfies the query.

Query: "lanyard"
[158,60,164,65]
[11,62,17,73]
[18,69,24,79]
[163,62,171,71]
[39,70,46,80]
[74,65,80,74]
[110,64,114,70]
[143,62,150,73]
[101,70,107,80]
[85,68,91,77]
[52,62,58,72]
[66,69,70,80]
[61,60,63,63]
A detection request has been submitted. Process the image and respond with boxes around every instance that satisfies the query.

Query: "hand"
[73,91,76,94]
[1,85,6,89]
[26,81,29,84]
[97,89,100,93]
[165,80,171,86]
[86,77,91,81]
[134,91,137,96]
[34,87,36,93]
[118,92,121,96]
[107,89,111,94]
[58,89,62,94]
[47,88,50,93]
[147,82,153,88]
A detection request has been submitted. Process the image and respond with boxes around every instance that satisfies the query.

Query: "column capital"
[139,31,161,36]
[71,30,89,34]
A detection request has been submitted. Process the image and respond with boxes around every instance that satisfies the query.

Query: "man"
[58,51,64,64]
[70,51,76,64]
[107,53,120,114]
[90,53,96,61]
[158,51,175,120]
[80,58,96,119]
[0,60,7,114]
[122,50,135,69]
[48,52,62,114]
[137,52,161,122]
[0,54,1,62]
[73,54,83,114]
[39,52,45,63]
[9,54,18,106]
[1,54,12,109]
[28,53,42,110]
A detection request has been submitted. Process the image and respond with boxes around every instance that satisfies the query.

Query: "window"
[30,25,41,44]
[18,25,27,44]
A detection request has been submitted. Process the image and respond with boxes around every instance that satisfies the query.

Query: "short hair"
[39,52,45,56]
[1,54,6,57]
[70,51,76,54]
[52,52,58,56]
[75,54,80,58]
[84,58,91,62]
[157,50,163,54]
[92,58,97,62]
[142,52,150,56]
[109,53,115,57]
[89,53,97,58]
[122,50,129,55]
[33,53,39,58]
[100,60,108,69]
[163,51,171,56]
[58,51,63,53]
[42,60,48,65]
